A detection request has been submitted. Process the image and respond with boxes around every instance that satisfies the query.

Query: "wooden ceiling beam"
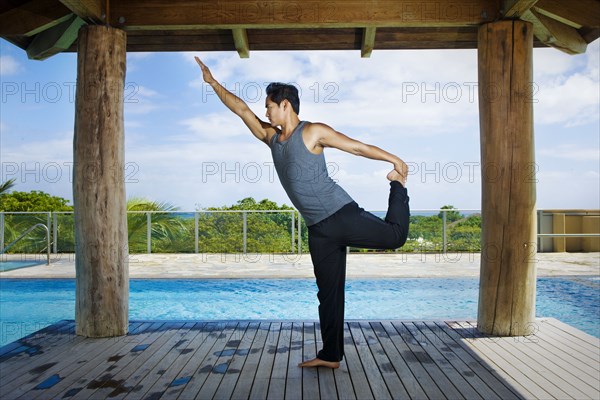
[232,28,249,58]
[522,8,588,54]
[503,0,540,18]
[361,27,376,58]
[0,0,72,36]
[534,0,600,29]
[58,0,104,24]
[108,0,498,30]
[26,14,85,60]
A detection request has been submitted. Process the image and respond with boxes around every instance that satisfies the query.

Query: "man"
[195,56,410,369]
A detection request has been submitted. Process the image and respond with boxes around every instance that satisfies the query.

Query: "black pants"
[307,181,410,362]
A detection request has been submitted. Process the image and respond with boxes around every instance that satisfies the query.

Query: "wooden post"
[73,25,128,337]
[477,20,537,336]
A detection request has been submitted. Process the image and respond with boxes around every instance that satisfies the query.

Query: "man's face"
[265,96,284,127]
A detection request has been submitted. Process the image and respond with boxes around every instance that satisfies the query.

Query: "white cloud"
[534,73,600,126]
[188,50,481,137]
[179,112,248,140]
[0,131,74,199]
[0,55,20,75]
[125,84,161,115]
[538,144,600,162]
[127,52,154,73]
[136,86,159,98]
[533,42,600,126]
[537,169,600,209]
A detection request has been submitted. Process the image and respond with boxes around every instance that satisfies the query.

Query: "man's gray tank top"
[269,121,353,226]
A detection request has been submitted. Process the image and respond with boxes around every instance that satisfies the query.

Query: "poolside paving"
[1,252,599,279]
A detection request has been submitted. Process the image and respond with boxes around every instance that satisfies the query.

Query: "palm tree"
[127,198,187,253]
[0,178,16,196]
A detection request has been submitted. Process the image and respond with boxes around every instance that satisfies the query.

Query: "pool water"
[0,260,46,272]
[0,277,598,346]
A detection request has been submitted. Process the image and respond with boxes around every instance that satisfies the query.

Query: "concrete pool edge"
[1,252,598,279]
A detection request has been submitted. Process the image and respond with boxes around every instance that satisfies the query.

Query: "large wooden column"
[477,20,537,336]
[73,25,128,337]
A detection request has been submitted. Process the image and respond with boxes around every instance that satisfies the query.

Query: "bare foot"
[387,169,407,186]
[298,358,340,369]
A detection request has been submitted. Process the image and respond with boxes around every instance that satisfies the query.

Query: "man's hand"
[194,56,215,85]
[392,158,409,186]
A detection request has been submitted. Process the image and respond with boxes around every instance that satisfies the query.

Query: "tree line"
[0,184,481,254]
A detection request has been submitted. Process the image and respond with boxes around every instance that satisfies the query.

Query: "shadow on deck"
[0,318,598,399]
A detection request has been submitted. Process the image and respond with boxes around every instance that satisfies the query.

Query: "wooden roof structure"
[1,1,598,342]
[1,0,599,59]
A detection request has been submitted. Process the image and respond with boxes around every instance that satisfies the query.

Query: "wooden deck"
[0,318,598,399]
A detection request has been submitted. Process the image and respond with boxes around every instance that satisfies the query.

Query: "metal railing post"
[291,211,295,254]
[195,212,199,254]
[243,211,247,254]
[537,209,543,253]
[146,212,152,254]
[46,219,51,264]
[442,210,447,254]
[0,213,4,253]
[298,211,301,254]
[52,213,58,253]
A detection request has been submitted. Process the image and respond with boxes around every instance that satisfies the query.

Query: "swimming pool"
[0,260,46,272]
[0,277,598,346]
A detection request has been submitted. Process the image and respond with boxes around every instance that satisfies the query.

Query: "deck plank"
[370,321,428,399]
[136,322,208,398]
[462,320,595,399]
[404,322,483,399]
[301,322,321,400]
[348,321,391,399]
[84,321,188,399]
[507,320,599,380]
[0,319,597,400]
[0,320,83,380]
[249,322,281,400]
[40,321,159,400]
[195,321,250,399]
[332,327,356,400]
[427,321,522,400]
[122,321,204,400]
[0,320,76,361]
[267,321,291,400]
[453,321,559,399]
[0,321,90,393]
[284,322,303,400]
[316,322,339,400]
[444,321,537,400]
[545,318,600,347]
[413,321,496,399]
[533,319,600,368]
[230,322,271,400]
[358,321,408,399]
[341,322,372,400]
[380,320,446,399]
[476,321,599,398]
[213,321,260,400]
[176,321,240,399]
[161,322,232,398]
[394,320,463,399]
[5,321,154,400]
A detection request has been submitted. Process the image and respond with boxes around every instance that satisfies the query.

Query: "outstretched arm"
[308,123,408,184]
[194,57,277,145]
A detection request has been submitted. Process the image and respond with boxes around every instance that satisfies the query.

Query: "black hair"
[265,82,300,115]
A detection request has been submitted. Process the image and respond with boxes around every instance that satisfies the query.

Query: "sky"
[1,39,599,212]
